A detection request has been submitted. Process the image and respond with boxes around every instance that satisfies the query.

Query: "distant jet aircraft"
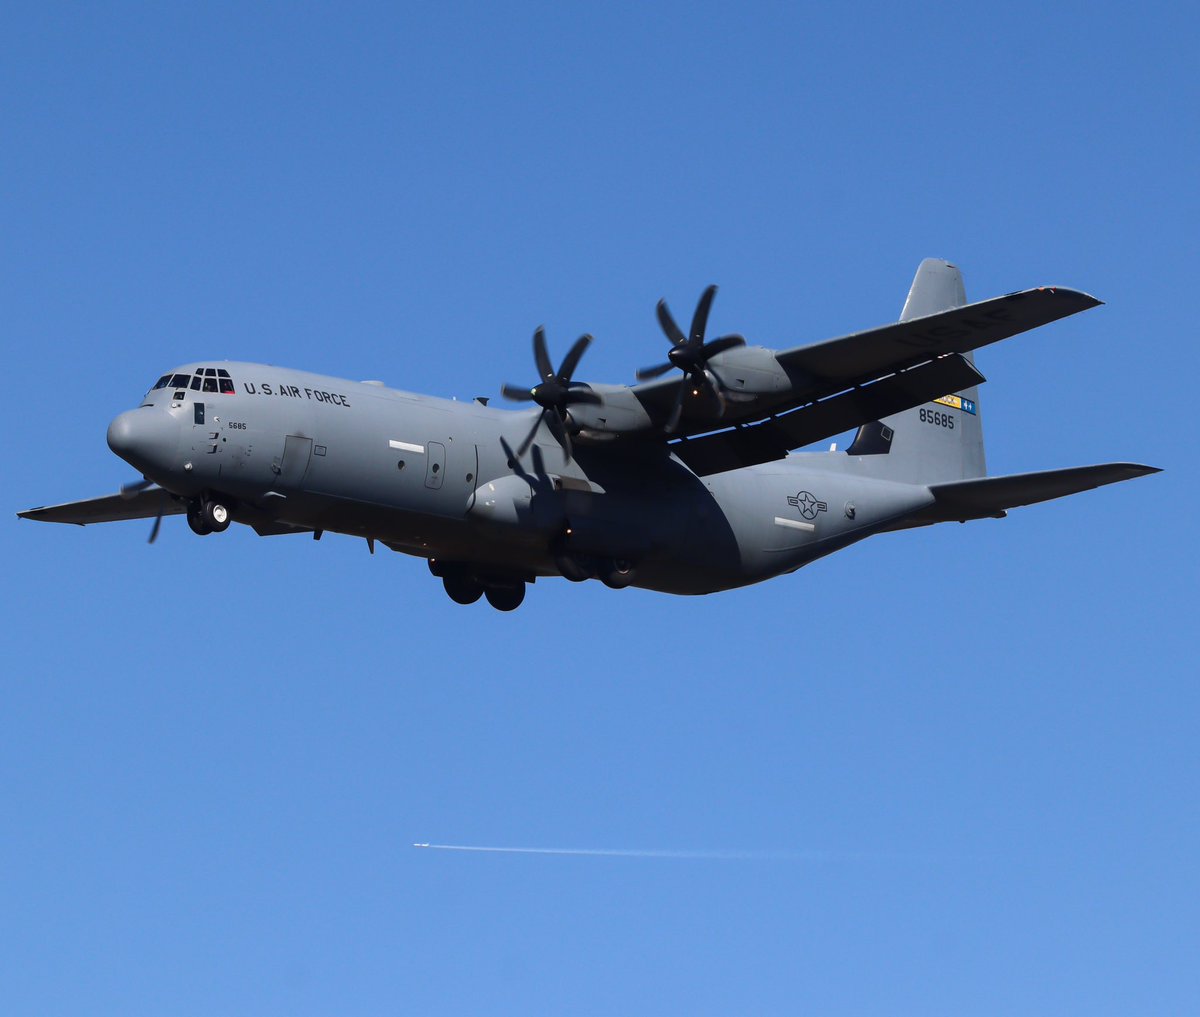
[20,260,1158,610]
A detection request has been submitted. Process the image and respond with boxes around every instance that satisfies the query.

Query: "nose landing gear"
[186,496,232,535]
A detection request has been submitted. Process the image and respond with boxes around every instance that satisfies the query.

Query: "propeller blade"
[636,361,675,381]
[545,409,573,461]
[665,384,686,433]
[704,368,727,417]
[699,334,745,358]
[121,477,154,499]
[532,327,554,380]
[501,384,536,402]
[563,387,601,406]
[689,284,717,344]
[147,514,163,544]
[557,333,592,383]
[656,299,686,346]
[517,412,543,457]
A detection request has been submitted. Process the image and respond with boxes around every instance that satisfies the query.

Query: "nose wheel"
[186,497,231,535]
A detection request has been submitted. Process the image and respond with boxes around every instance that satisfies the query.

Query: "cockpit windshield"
[150,367,235,394]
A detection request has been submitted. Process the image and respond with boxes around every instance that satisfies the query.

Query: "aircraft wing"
[886,463,1161,529]
[772,286,1100,383]
[624,286,1100,473]
[17,486,186,525]
[670,352,983,476]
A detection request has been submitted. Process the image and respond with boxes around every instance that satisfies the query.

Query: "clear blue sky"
[3,3,1196,1014]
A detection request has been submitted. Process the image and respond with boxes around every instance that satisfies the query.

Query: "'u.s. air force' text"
[242,382,350,407]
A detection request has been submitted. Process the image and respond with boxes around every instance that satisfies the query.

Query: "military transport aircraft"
[19,259,1158,611]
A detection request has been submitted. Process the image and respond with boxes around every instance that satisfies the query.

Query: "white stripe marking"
[774,516,815,532]
[413,842,797,859]
[389,439,425,453]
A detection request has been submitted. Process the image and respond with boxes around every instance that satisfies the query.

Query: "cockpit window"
[153,368,236,395]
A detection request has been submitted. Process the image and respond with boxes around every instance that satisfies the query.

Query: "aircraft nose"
[107,409,179,473]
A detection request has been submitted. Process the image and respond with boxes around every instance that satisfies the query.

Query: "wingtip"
[1114,463,1162,478]
[1036,286,1103,309]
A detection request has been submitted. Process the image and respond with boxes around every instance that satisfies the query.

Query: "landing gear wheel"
[186,504,212,536]
[554,553,591,583]
[203,499,231,533]
[443,573,483,605]
[599,559,636,590]
[484,583,526,612]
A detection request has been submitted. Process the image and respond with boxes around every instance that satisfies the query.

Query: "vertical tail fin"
[846,259,987,484]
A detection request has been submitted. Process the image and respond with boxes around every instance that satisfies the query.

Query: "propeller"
[120,476,155,499]
[501,327,600,461]
[120,476,163,543]
[636,284,745,432]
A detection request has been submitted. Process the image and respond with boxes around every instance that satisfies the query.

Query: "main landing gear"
[432,561,528,612]
[186,496,232,536]
[553,552,637,590]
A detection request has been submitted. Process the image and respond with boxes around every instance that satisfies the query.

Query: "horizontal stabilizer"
[893,463,1161,528]
[17,487,185,525]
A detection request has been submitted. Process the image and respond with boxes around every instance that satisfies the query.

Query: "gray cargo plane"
[19,260,1158,610]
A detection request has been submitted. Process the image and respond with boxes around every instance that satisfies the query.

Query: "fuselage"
[108,361,936,595]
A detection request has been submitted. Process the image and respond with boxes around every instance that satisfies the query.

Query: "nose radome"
[107,409,178,473]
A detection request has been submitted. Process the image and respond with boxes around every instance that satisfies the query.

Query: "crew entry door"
[423,439,478,513]
[191,401,222,457]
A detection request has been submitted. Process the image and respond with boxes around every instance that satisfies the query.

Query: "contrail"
[412,842,816,860]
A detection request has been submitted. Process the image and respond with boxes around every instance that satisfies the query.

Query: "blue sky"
[2,3,1196,1014]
